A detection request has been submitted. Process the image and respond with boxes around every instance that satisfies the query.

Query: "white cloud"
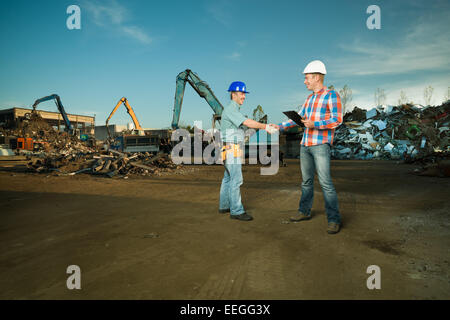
[226,52,241,61]
[385,77,449,106]
[332,11,450,76]
[83,0,128,26]
[83,0,153,45]
[275,74,449,113]
[121,26,152,45]
[206,1,233,27]
[321,7,450,110]
[351,75,449,110]
[237,41,247,48]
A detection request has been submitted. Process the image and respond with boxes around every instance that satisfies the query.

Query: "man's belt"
[223,141,242,145]
[221,143,243,160]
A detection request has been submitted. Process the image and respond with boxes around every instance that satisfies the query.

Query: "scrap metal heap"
[332,101,450,176]
[16,111,92,153]
[26,149,181,178]
[0,113,183,177]
[333,102,449,159]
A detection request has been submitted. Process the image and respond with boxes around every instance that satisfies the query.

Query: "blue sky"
[0,0,449,129]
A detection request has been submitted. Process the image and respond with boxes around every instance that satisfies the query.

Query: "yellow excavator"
[106,97,161,153]
[106,97,144,139]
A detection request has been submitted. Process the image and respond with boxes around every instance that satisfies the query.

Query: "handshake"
[264,123,280,134]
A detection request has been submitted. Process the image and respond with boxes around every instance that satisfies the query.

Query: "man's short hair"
[230,91,240,100]
[312,73,325,83]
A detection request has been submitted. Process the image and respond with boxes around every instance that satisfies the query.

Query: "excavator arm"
[171,69,224,129]
[32,94,74,133]
[106,97,144,139]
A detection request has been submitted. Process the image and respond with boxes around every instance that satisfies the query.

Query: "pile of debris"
[332,101,450,162]
[0,112,183,177]
[404,150,450,177]
[1,112,95,154]
[27,149,182,177]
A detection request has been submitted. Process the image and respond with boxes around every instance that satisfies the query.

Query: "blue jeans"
[299,143,341,224]
[219,154,245,215]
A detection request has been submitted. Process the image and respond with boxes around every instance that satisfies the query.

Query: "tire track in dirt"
[195,260,247,299]
[196,242,289,299]
[244,242,288,298]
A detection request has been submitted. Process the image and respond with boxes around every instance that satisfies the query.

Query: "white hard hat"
[303,60,327,75]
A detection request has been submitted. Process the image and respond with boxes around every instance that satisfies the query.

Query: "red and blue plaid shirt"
[279,87,343,146]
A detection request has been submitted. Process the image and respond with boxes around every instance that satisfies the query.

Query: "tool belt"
[221,143,243,161]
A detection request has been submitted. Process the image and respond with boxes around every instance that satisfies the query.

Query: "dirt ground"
[0,159,449,300]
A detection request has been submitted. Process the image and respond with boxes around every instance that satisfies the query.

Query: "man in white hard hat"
[219,81,278,221]
[276,60,343,234]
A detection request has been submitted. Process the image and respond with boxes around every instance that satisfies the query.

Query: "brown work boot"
[327,222,341,234]
[230,213,253,221]
[289,212,311,222]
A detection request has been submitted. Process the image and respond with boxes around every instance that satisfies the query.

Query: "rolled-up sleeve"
[279,119,296,132]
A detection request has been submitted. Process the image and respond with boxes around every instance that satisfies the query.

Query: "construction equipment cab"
[111,134,160,153]
[105,97,144,140]
[31,94,75,135]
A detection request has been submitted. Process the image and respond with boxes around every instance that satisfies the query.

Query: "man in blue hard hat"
[219,81,278,221]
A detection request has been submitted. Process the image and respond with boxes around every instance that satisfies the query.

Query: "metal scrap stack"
[26,146,181,177]
[332,101,450,161]
[0,113,182,177]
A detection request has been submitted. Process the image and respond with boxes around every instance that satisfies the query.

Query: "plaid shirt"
[279,88,343,146]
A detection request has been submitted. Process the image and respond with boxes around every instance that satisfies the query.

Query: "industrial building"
[0,107,95,135]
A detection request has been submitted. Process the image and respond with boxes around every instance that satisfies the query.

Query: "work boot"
[327,222,341,234]
[230,213,253,221]
[218,208,230,214]
[289,212,311,222]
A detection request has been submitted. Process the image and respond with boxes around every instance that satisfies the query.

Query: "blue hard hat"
[227,81,249,93]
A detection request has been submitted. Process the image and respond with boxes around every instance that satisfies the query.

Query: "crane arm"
[171,69,224,129]
[106,97,144,139]
[123,98,144,131]
[32,94,73,132]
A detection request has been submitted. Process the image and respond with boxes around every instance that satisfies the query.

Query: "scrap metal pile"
[26,149,181,178]
[0,113,182,177]
[332,102,450,162]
